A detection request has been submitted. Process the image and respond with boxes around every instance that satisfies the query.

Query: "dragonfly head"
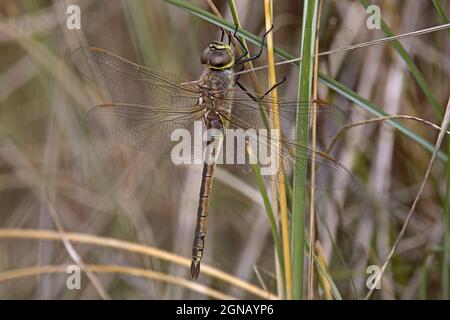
[201,41,235,70]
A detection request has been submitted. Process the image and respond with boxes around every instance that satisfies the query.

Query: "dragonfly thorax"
[199,68,235,93]
[198,68,235,117]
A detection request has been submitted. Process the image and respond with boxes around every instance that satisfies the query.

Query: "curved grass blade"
[291,0,319,300]
[162,0,447,163]
[359,0,442,119]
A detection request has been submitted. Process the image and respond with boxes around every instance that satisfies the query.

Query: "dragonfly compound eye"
[208,51,232,68]
[200,47,211,65]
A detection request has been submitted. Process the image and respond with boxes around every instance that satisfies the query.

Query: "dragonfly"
[72,28,354,279]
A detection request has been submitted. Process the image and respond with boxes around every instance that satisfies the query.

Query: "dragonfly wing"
[72,47,200,108]
[220,101,355,189]
[223,89,352,142]
[87,103,206,160]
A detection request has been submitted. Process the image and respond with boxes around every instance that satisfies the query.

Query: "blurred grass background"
[0,0,449,299]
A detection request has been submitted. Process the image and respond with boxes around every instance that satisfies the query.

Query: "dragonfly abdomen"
[191,164,215,279]
[190,113,224,279]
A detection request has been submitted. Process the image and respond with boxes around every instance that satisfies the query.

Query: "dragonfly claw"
[190,260,201,279]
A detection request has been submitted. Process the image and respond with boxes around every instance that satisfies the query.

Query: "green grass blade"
[361,0,450,299]
[314,252,343,300]
[162,0,447,163]
[432,0,450,36]
[320,73,448,162]
[359,0,443,119]
[227,0,247,55]
[226,0,287,294]
[122,0,157,66]
[250,163,285,285]
[291,0,319,300]
[322,220,358,298]
[302,234,343,300]
[163,1,450,298]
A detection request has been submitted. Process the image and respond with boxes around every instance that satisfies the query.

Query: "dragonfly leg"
[220,27,226,42]
[235,24,274,65]
[233,25,249,62]
[236,75,287,102]
[236,80,259,102]
[191,258,201,280]
[259,75,287,99]
[234,64,246,83]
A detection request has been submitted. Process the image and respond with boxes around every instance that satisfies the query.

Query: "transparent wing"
[87,103,206,159]
[221,89,352,143]
[73,47,207,160]
[218,101,354,189]
[72,47,200,107]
